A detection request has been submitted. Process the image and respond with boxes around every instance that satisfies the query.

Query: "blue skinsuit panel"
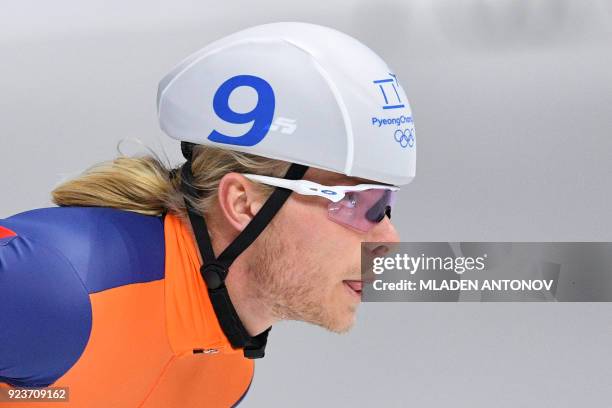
[0,206,165,387]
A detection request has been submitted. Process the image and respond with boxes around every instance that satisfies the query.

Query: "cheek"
[280,197,346,252]
[278,198,363,276]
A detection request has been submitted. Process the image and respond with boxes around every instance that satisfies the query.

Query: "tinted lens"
[365,189,392,222]
[327,189,396,232]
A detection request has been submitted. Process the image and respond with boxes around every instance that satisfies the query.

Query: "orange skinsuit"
[0,207,253,407]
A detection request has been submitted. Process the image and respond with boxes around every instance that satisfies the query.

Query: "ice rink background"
[2,1,612,406]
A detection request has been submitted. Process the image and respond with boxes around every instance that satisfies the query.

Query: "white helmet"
[157,22,416,186]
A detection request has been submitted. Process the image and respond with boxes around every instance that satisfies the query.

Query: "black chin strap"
[178,142,308,359]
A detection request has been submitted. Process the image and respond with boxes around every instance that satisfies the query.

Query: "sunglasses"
[242,174,399,232]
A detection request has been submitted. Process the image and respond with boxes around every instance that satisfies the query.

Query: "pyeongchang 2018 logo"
[371,73,415,149]
[373,73,404,110]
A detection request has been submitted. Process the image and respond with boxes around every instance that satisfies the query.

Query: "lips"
[344,280,362,292]
[343,280,362,295]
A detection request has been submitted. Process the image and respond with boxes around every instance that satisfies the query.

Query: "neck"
[225,257,278,336]
[187,216,277,337]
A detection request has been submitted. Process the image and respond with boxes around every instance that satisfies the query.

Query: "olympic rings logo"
[394,128,415,148]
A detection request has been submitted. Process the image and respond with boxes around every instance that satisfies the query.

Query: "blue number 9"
[207,75,275,147]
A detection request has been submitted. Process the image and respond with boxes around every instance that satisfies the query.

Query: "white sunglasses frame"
[241,174,400,203]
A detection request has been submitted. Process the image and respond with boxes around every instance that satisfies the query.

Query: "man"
[0,22,415,407]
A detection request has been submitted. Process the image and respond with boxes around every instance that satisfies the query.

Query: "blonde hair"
[51,144,292,226]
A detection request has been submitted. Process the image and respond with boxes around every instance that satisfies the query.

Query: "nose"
[366,216,400,244]
[362,217,400,272]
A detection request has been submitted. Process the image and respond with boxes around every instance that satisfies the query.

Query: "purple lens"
[327,189,397,232]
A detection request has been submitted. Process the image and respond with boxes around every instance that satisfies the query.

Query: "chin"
[297,283,361,333]
[330,316,357,334]
[321,305,358,334]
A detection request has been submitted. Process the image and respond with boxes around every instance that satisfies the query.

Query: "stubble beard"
[249,223,356,334]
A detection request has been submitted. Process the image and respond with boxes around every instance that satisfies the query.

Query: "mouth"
[343,280,362,300]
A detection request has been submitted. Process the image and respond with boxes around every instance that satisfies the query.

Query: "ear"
[216,173,266,232]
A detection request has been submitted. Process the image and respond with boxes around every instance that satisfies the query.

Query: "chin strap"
[178,141,308,359]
